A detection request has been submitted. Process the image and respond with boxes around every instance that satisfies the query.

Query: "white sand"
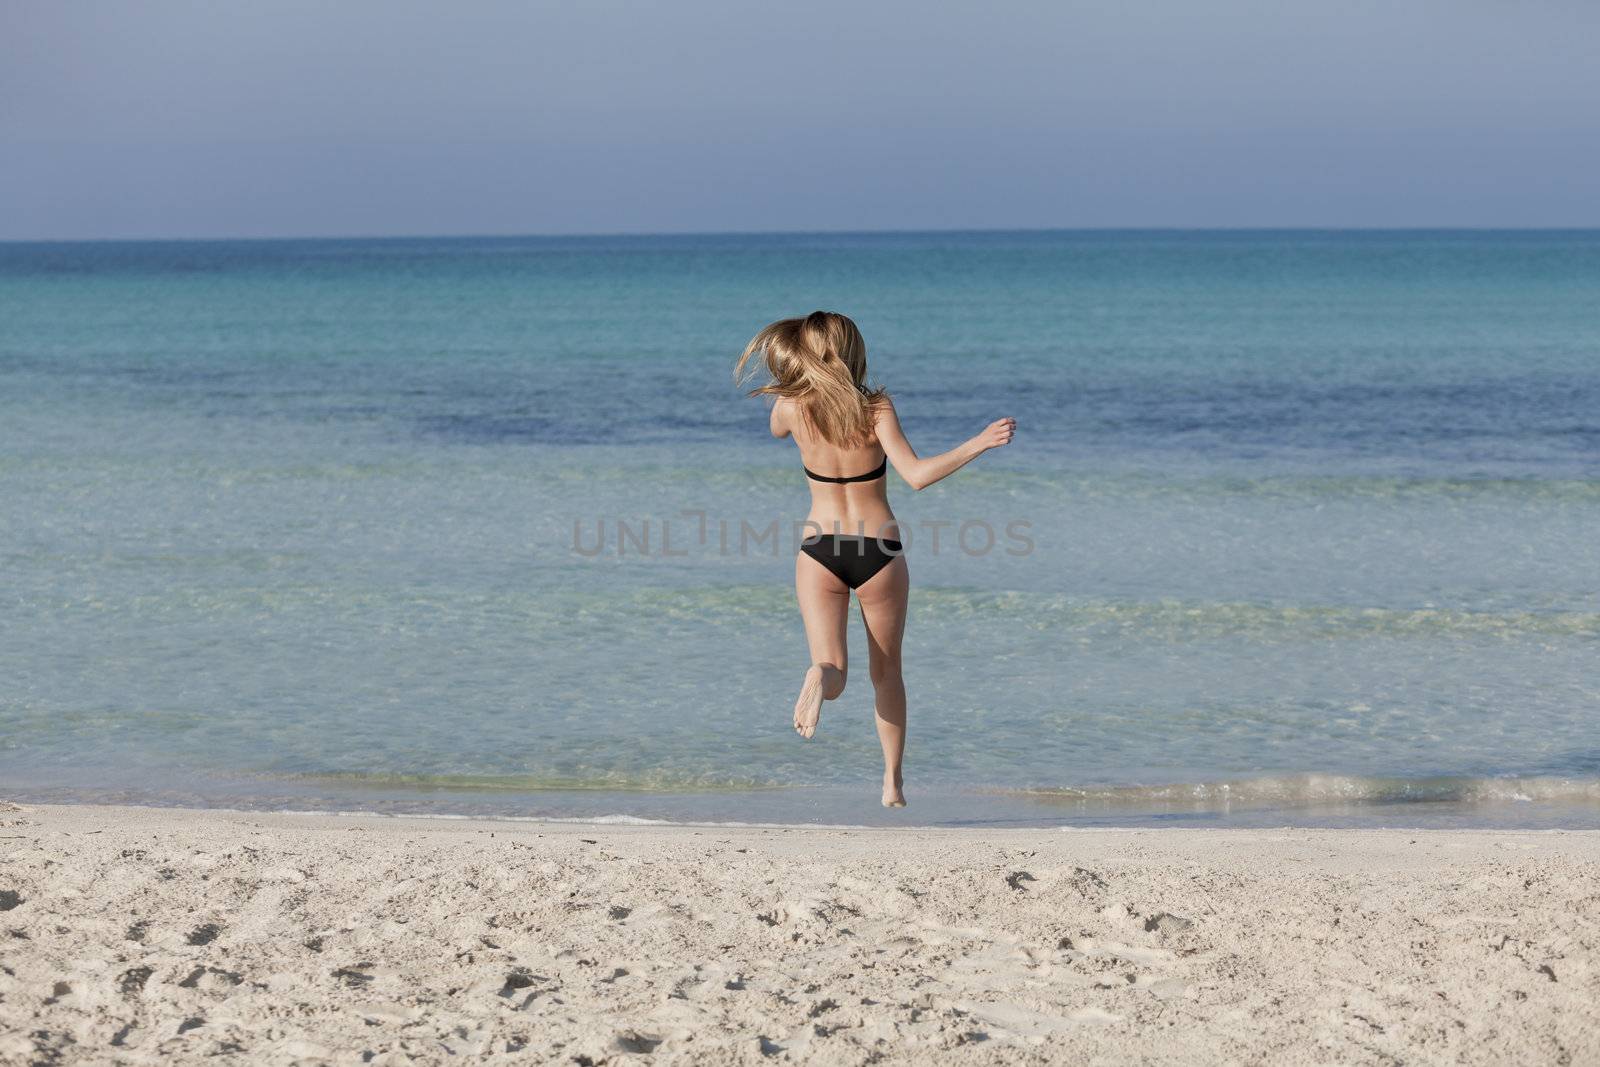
[1,802,1597,1065]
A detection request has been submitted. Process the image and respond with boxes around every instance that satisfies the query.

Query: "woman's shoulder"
[769,396,795,438]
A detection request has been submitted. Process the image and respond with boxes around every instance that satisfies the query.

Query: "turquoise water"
[2,231,1598,826]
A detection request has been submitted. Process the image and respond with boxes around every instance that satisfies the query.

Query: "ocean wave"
[5,449,1598,502]
[527,468,1600,502]
[197,768,1600,808]
[277,768,786,794]
[292,810,683,826]
[1001,774,1600,809]
[634,586,1600,640]
[911,590,1600,640]
[18,579,1597,641]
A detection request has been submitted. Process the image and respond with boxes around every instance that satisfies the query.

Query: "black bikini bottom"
[800,534,904,589]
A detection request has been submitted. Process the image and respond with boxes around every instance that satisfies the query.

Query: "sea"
[2,230,1598,828]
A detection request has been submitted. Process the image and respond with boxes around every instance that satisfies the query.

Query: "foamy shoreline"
[2,802,1597,1064]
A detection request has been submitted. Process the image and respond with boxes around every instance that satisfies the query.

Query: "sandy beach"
[0,803,1595,1064]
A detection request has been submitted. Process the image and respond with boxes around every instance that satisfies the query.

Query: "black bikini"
[802,458,887,484]
[799,457,903,589]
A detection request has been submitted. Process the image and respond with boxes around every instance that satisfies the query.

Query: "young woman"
[736,311,1015,808]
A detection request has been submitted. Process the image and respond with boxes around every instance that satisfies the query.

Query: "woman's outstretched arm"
[873,397,1014,490]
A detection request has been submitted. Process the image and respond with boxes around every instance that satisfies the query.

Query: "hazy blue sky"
[3,1,1597,239]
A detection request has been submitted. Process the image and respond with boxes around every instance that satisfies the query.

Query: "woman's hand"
[974,417,1016,452]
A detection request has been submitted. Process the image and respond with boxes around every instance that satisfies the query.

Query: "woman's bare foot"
[882,772,906,808]
[793,665,824,739]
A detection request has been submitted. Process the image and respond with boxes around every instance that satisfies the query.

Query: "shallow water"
[2,231,1598,826]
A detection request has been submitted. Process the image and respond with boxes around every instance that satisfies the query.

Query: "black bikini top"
[804,457,887,484]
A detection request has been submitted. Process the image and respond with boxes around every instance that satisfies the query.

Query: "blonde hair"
[734,311,887,447]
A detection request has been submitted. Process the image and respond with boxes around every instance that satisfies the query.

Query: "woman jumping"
[735,311,1015,807]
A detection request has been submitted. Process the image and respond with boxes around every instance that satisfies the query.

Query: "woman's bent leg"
[793,552,850,738]
[856,555,910,806]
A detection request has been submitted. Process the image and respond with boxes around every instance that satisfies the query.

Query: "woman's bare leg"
[856,555,910,806]
[793,552,849,739]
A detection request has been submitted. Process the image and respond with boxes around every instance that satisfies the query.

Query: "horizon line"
[5,224,1600,246]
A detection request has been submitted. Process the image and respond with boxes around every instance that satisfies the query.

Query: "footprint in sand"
[331,966,375,988]
[1142,912,1194,936]
[613,1031,662,1054]
[956,1000,1121,1037]
[177,966,244,991]
[500,968,541,997]
[808,998,840,1018]
[1145,977,1194,1000]
[186,922,224,946]
[1068,935,1175,967]
[1062,868,1108,898]
[118,966,154,996]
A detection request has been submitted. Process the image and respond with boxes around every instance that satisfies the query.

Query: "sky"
[2,1,1598,240]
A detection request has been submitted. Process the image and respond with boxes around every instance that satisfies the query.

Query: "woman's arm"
[873,397,1014,490]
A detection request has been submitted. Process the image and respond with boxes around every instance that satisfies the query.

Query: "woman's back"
[774,397,897,538]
